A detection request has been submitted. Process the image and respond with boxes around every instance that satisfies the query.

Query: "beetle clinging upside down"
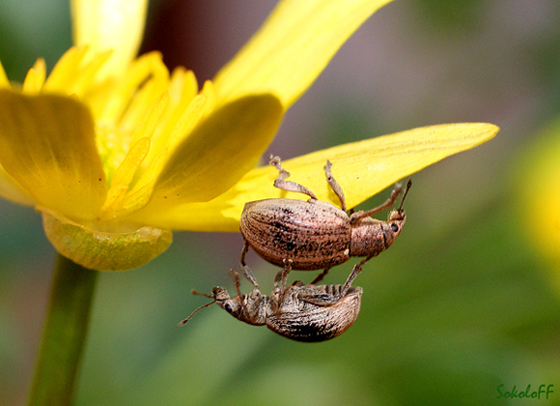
[179,268,363,342]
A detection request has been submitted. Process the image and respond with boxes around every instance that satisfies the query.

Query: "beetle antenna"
[178,299,216,326]
[349,181,405,223]
[397,179,412,211]
[177,290,216,326]
[191,289,214,298]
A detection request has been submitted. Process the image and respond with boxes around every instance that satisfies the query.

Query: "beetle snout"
[212,286,230,301]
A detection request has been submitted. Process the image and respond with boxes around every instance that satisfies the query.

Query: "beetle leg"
[240,239,260,289]
[240,238,249,265]
[310,268,331,285]
[349,183,403,223]
[340,256,372,297]
[228,268,244,298]
[276,259,293,307]
[273,269,284,288]
[241,266,260,290]
[229,268,252,315]
[269,155,318,200]
[324,160,346,211]
[272,265,291,289]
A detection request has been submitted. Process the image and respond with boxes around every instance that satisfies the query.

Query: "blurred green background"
[2,0,560,405]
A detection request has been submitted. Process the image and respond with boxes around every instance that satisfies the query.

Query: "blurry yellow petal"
[119,68,169,131]
[130,92,169,144]
[101,137,150,218]
[41,208,172,271]
[148,70,199,157]
[0,90,107,220]
[138,123,498,231]
[0,164,35,205]
[199,80,217,116]
[119,147,169,215]
[22,59,46,94]
[43,46,90,92]
[142,94,283,211]
[165,94,207,152]
[71,0,149,77]
[97,51,168,123]
[169,68,198,103]
[42,46,113,99]
[0,60,8,88]
[515,119,560,265]
[213,0,393,108]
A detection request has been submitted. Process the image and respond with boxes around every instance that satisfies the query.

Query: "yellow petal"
[138,123,498,231]
[213,0,393,108]
[101,137,151,219]
[0,164,35,205]
[0,90,107,220]
[71,0,149,76]
[141,94,283,212]
[96,51,168,123]
[22,59,47,94]
[0,60,8,88]
[44,47,114,98]
[41,208,172,271]
[515,119,560,265]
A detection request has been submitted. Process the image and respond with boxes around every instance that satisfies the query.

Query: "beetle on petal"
[239,155,411,297]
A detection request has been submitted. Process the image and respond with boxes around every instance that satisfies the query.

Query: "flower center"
[20,46,216,220]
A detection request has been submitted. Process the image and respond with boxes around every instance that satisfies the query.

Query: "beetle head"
[377,179,411,250]
[349,179,411,257]
[218,287,268,326]
[178,286,269,327]
[383,178,411,241]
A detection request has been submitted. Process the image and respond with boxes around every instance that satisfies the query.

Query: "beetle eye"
[391,224,399,233]
[224,303,233,313]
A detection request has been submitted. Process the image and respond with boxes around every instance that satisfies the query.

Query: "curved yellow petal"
[139,123,498,231]
[22,59,47,95]
[139,94,283,213]
[41,208,172,271]
[71,0,149,76]
[213,0,393,108]
[0,164,35,205]
[0,90,107,220]
[0,60,8,88]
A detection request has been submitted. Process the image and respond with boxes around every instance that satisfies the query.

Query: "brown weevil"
[179,268,363,342]
[239,155,411,297]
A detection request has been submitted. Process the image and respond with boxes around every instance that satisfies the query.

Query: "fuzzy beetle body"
[239,156,410,292]
[266,283,362,342]
[180,269,362,342]
[241,199,351,270]
[240,199,405,271]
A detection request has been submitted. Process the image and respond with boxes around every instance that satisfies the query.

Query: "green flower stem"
[27,254,98,406]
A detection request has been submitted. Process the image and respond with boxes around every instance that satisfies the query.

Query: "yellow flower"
[515,119,560,286]
[0,0,498,270]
